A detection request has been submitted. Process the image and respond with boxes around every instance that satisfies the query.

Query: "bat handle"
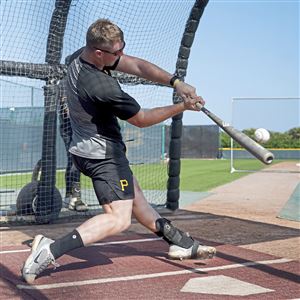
[195,102,203,110]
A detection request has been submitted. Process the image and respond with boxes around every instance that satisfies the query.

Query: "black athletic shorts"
[72,154,135,205]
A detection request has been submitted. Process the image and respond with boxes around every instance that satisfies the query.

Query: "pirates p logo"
[120,179,128,191]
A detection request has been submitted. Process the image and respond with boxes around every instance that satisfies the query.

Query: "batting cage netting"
[0,0,209,224]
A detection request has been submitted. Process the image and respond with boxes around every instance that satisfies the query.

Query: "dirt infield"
[1,234,299,299]
[184,161,300,260]
[1,162,299,260]
[1,163,300,254]
[0,162,299,299]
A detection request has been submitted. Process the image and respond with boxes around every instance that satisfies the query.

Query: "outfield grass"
[179,159,266,191]
[0,159,276,192]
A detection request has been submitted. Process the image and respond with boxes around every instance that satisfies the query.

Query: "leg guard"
[155,218,194,249]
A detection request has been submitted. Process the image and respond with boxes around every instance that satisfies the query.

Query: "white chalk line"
[1,238,293,291]
[16,258,292,290]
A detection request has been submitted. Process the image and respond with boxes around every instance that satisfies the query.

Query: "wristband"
[173,79,180,88]
[170,75,180,87]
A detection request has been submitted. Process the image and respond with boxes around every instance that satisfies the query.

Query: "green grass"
[0,164,168,190]
[0,159,281,192]
[179,159,265,191]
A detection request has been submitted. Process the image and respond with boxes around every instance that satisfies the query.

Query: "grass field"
[179,159,266,191]
[0,159,277,192]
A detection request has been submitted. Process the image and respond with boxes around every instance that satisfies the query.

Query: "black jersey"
[66,56,140,159]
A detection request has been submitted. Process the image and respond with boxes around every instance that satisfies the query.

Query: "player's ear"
[94,49,102,58]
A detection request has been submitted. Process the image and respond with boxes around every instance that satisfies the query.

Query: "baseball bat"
[196,104,274,165]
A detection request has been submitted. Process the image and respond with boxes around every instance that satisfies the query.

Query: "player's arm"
[127,97,202,128]
[116,54,172,86]
[116,54,205,106]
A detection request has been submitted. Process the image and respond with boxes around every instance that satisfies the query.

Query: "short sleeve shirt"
[66,56,140,159]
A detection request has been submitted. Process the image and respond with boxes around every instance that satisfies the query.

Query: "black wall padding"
[35,84,59,223]
[167,0,209,210]
[36,0,72,223]
[168,160,181,177]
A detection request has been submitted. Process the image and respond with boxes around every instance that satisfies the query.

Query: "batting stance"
[22,19,216,283]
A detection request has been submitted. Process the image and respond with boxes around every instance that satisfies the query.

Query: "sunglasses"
[94,41,126,56]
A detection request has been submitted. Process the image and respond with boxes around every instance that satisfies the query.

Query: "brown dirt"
[1,162,299,261]
[183,161,300,260]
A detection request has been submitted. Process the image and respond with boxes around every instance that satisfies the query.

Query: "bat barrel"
[234,134,274,164]
[264,153,274,164]
[199,106,274,165]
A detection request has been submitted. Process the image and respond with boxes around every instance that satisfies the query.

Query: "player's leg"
[132,176,216,260]
[22,199,133,283]
[58,94,72,201]
[76,199,133,244]
[61,127,88,212]
[74,156,135,244]
[22,156,134,283]
[64,151,73,197]
[132,176,160,231]
[57,92,88,212]
[67,163,88,212]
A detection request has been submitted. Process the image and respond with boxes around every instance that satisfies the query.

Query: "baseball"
[254,128,270,143]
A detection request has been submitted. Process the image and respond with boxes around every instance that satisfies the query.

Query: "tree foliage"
[221,127,300,148]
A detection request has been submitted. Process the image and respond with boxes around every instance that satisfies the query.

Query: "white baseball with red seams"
[254,128,270,143]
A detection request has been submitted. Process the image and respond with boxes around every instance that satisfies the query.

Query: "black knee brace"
[155,218,194,249]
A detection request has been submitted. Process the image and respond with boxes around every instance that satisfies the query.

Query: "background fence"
[0,78,221,220]
[0,106,165,174]
[0,0,211,223]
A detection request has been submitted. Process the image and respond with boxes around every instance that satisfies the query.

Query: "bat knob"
[195,102,203,110]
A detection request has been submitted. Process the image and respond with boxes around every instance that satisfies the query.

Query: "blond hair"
[86,19,124,49]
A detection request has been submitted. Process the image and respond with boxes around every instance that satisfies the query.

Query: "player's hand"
[175,81,205,111]
[181,95,204,111]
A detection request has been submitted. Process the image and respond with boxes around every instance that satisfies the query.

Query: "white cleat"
[64,196,88,212]
[168,241,216,260]
[21,235,58,284]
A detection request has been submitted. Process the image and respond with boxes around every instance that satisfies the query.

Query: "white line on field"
[16,258,292,290]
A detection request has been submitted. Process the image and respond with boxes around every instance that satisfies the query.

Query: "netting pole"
[166,0,209,210]
[36,0,72,223]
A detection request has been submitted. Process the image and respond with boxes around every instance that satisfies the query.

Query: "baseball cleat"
[64,196,88,212]
[21,235,58,284]
[168,241,216,260]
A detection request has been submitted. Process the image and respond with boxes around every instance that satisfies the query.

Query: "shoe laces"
[36,256,59,275]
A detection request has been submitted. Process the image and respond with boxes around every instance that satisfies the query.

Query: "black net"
[0,0,199,223]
